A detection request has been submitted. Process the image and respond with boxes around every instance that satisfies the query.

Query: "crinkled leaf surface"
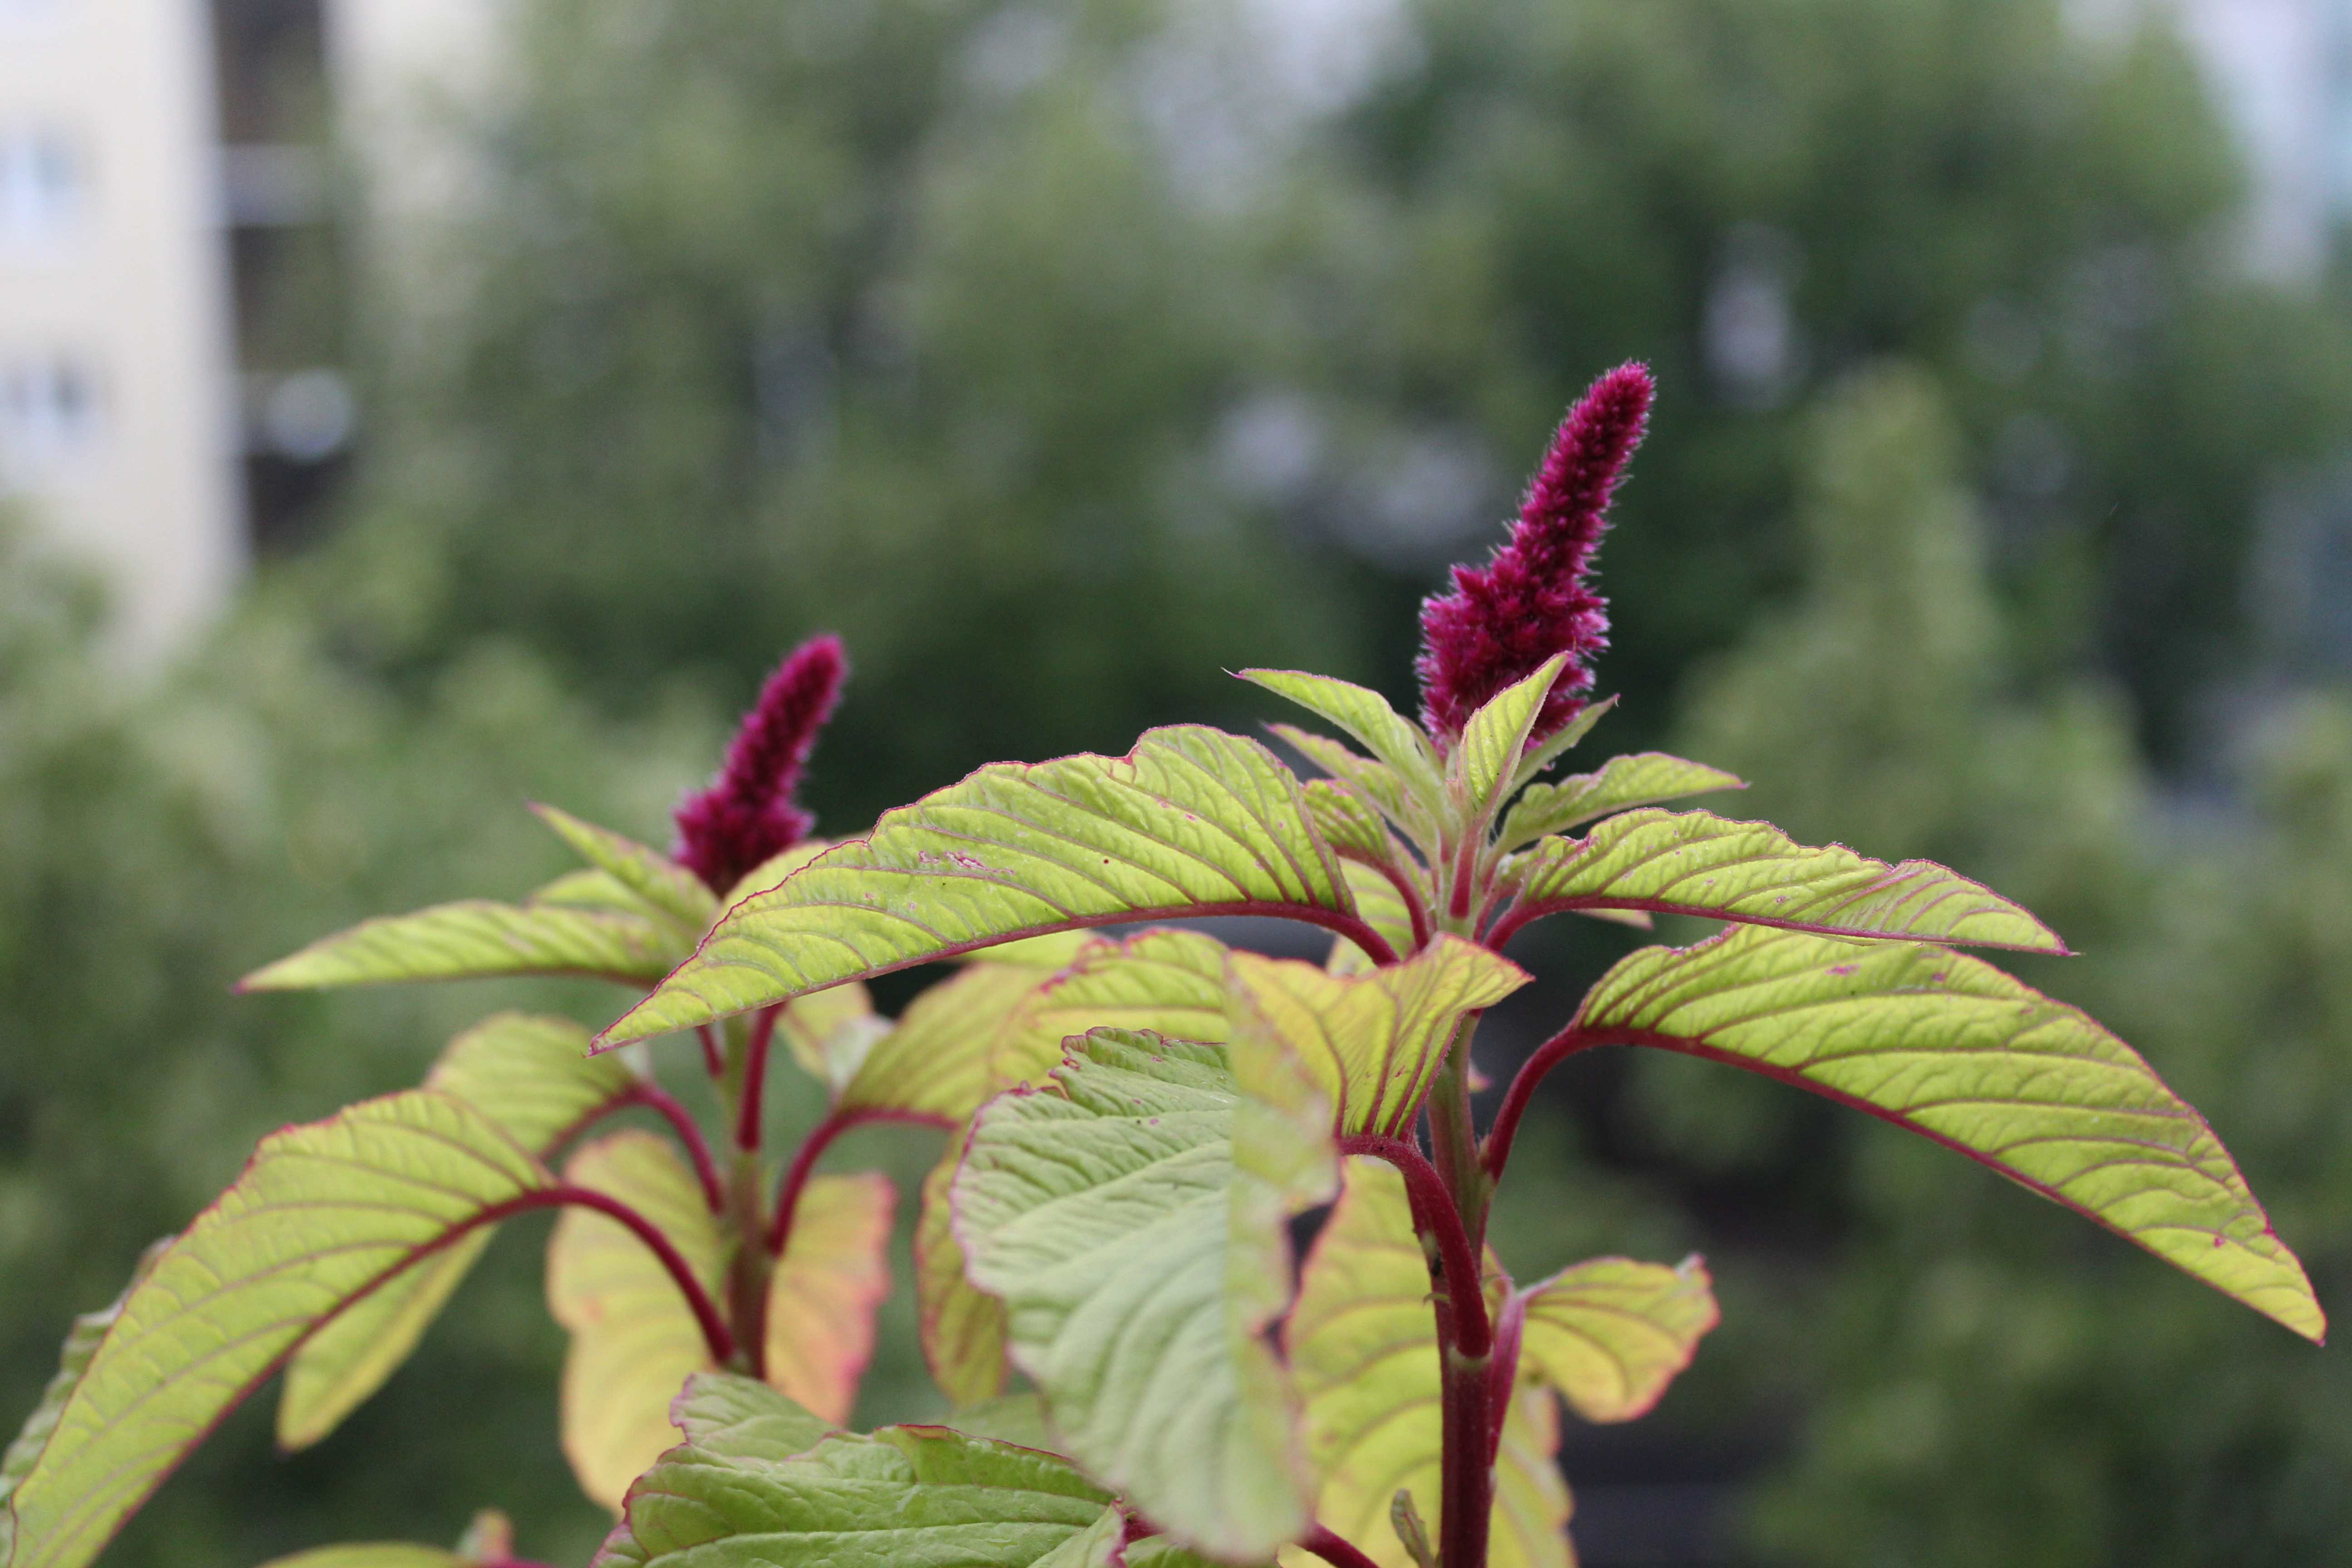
[916,1138,1008,1408]
[532,804,716,932]
[1328,862,1422,978]
[839,962,1042,1119]
[1229,938,1528,1141]
[1450,656,1570,823]
[1497,755,1745,852]
[954,1030,1313,1560]
[1580,925,2325,1341]
[1284,1160,1569,1568]
[764,1172,894,1426]
[1305,779,1400,870]
[990,928,1231,1086]
[1515,1258,1718,1423]
[1239,670,1444,808]
[242,900,685,991]
[1,1094,550,1568]
[1501,808,2066,952]
[669,1373,829,1463]
[281,1014,638,1448]
[548,1131,728,1510]
[593,1420,1122,1568]
[603,726,1369,1046]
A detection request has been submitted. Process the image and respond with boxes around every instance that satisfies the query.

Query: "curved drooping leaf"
[990,928,1233,1085]
[1239,670,1444,809]
[1496,754,1746,852]
[762,1172,894,1426]
[1514,1257,1718,1424]
[1578,925,2326,1342]
[1497,808,2067,953]
[771,980,882,1087]
[548,1131,729,1510]
[1270,725,1438,853]
[955,1030,1314,1560]
[532,804,717,931]
[253,1548,460,1568]
[1283,1160,1570,1568]
[1229,937,1529,1142]
[1305,779,1401,869]
[718,840,833,913]
[602,726,1373,1047]
[241,900,686,991]
[1,1094,552,1568]
[281,1014,640,1448]
[1328,863,1423,978]
[533,867,665,915]
[669,1372,829,1463]
[917,1138,1009,1408]
[594,1419,1124,1568]
[838,962,1043,1119]
[1450,656,1570,823]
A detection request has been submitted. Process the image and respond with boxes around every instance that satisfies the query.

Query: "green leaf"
[771,981,882,1085]
[532,803,717,931]
[596,1421,1122,1568]
[601,726,1373,1047]
[1270,725,1439,853]
[252,1548,460,1568]
[955,1030,1314,1560]
[0,1094,552,1568]
[763,1172,894,1428]
[1229,937,1529,1142]
[941,1394,1053,1450]
[1328,863,1422,978]
[1450,654,1570,821]
[241,899,687,991]
[1496,753,1746,852]
[548,1130,729,1510]
[1505,693,1617,795]
[1284,1159,1569,1568]
[669,1372,830,1464]
[917,1137,1009,1408]
[1578,925,2326,1342]
[1499,808,2068,952]
[1239,670,1444,808]
[953,930,1099,970]
[532,867,664,915]
[990,928,1233,1087]
[1515,1256,1718,1423]
[279,1015,639,1449]
[839,962,1044,1119]
[1305,779,1402,869]
[719,839,834,911]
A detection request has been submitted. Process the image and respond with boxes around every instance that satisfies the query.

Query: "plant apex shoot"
[673,634,848,892]
[1416,362,1652,746]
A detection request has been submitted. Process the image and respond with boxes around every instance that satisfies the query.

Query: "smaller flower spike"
[674,636,848,893]
[1416,363,1653,746]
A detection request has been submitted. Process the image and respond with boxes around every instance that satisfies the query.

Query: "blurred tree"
[1671,368,2352,1565]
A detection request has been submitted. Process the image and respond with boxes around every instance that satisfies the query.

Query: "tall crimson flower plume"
[673,635,848,892]
[1415,362,1653,745]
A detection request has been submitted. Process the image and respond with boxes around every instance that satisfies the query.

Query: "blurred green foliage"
[6,0,2352,1562]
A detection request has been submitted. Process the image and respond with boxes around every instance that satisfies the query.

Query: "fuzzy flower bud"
[1414,362,1653,745]
[673,635,848,892]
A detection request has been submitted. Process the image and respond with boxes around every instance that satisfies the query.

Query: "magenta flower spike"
[673,634,848,892]
[1415,362,1654,747]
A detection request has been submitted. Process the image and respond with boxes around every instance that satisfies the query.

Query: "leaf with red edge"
[1576,925,2325,1342]
[989,928,1233,1086]
[763,1172,894,1426]
[1496,754,1745,852]
[240,900,687,991]
[601,726,1368,1047]
[1497,808,2066,952]
[1514,1256,1718,1423]
[916,1137,1008,1408]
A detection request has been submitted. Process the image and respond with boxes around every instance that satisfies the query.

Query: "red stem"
[735,1005,781,1152]
[697,1025,724,1080]
[620,1084,727,1212]
[1485,1290,1528,1463]
[1480,1024,1603,1181]
[1437,1347,1493,1568]
[1447,835,1478,921]
[1299,1525,1384,1568]
[1346,850,1434,955]
[1335,1133,1489,1357]
[767,1106,953,1255]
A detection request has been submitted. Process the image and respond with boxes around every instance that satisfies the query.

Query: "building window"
[0,356,102,478]
[0,132,84,246]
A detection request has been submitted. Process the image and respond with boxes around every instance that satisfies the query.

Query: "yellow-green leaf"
[990,928,1233,1086]
[1,1094,552,1568]
[763,1172,894,1426]
[1578,925,2325,1342]
[532,804,716,932]
[1270,724,1439,853]
[1499,808,2066,952]
[839,963,1044,1120]
[1328,862,1422,978]
[955,1030,1314,1560]
[1514,1257,1718,1423]
[1305,779,1401,868]
[1451,655,1570,821]
[719,839,834,912]
[1239,670,1445,808]
[602,726,1370,1047]
[668,1372,829,1463]
[547,1131,727,1510]
[770,980,882,1085]
[241,900,686,991]
[279,1015,640,1449]
[1229,937,1529,1142]
[253,1548,459,1568]
[532,867,661,915]
[917,1137,1008,1408]
[1496,754,1746,852]
[1284,1159,1570,1568]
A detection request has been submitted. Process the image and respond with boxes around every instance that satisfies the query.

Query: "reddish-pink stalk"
[601,1083,726,1213]
[767,1106,954,1256]
[1335,1133,1489,1357]
[697,1025,724,1081]
[1485,1290,1529,1463]
[1437,1349,1494,1568]
[735,1005,781,1152]
[1481,1024,1602,1181]
[1299,1525,1385,1568]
